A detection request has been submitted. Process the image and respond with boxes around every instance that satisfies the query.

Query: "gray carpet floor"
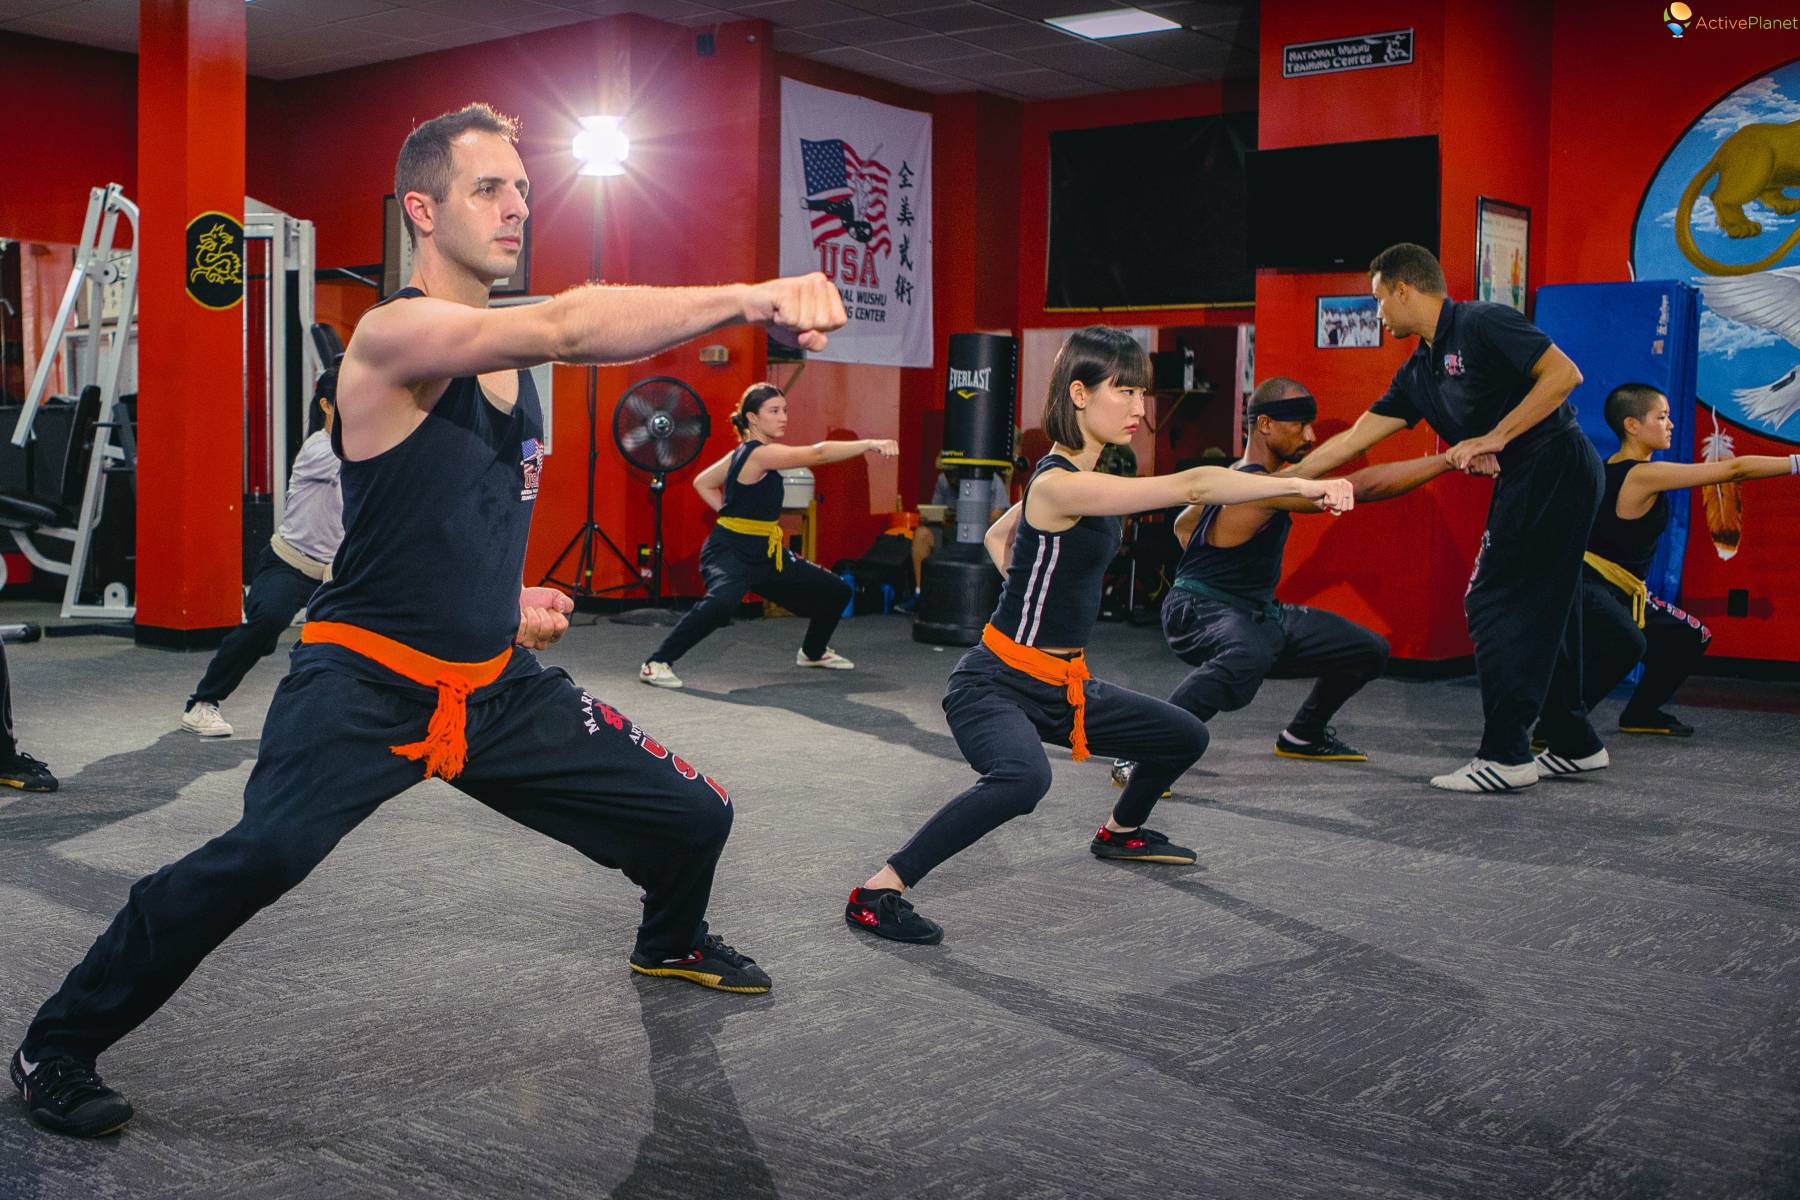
[0,609,1795,1199]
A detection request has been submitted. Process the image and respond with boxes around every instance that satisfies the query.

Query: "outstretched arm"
[1034,464,1353,523]
[1277,410,1409,479]
[1617,454,1798,514]
[351,273,846,386]
[748,438,899,471]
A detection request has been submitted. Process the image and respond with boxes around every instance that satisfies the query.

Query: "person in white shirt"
[181,379,343,737]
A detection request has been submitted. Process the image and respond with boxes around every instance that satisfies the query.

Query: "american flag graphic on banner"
[800,138,892,257]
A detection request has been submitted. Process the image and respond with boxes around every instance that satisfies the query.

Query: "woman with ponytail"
[640,383,898,688]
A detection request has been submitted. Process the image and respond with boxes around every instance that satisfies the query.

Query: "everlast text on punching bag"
[914,333,1017,645]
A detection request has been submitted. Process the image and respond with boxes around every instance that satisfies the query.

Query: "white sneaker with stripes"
[1533,746,1609,779]
[796,648,854,670]
[1428,757,1539,793]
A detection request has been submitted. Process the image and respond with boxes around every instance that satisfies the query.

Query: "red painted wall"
[0,35,136,245]
[1256,0,1478,661]
[1543,0,1800,662]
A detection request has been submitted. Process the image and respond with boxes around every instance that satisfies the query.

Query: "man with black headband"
[1111,377,1483,789]
[1287,243,1603,793]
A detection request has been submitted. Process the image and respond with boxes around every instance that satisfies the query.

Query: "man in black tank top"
[11,103,850,1138]
[1115,380,1482,786]
[1290,244,1603,793]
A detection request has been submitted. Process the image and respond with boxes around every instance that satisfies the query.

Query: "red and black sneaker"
[1089,825,1196,864]
[845,887,943,944]
[11,1047,133,1137]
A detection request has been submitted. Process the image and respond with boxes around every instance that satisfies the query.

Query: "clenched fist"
[743,273,848,353]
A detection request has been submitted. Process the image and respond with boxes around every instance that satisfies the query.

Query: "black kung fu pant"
[1467,428,1605,765]
[1160,589,1390,738]
[189,542,321,707]
[25,645,736,1063]
[1574,573,1713,721]
[887,644,1210,887]
[649,531,852,666]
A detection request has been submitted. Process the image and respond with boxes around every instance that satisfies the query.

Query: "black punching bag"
[914,333,1017,646]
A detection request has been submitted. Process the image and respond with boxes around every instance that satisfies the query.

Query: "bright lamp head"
[573,116,628,177]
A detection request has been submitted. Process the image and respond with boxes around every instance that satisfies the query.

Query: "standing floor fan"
[609,376,710,626]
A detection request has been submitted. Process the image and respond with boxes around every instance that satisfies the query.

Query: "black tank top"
[1588,459,1667,581]
[1172,463,1291,603]
[718,440,784,521]
[988,454,1121,649]
[306,288,544,661]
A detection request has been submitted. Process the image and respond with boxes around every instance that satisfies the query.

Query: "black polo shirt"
[1371,298,1576,462]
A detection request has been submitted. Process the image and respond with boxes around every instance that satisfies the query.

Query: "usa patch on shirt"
[520,438,544,500]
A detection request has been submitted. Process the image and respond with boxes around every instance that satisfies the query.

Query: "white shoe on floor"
[639,661,684,689]
[1534,746,1609,779]
[181,701,233,738]
[796,648,854,670]
[1428,757,1538,793]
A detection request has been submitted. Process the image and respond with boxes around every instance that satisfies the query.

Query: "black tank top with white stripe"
[988,453,1121,649]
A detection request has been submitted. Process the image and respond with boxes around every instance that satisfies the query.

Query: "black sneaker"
[1618,709,1695,737]
[1272,727,1368,763]
[11,1047,132,1137]
[845,887,943,944]
[628,933,771,994]
[1108,760,1171,799]
[0,751,56,792]
[1089,826,1196,864]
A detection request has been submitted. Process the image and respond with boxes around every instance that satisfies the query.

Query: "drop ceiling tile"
[798,13,922,43]
[731,0,865,28]
[984,0,1132,19]
[889,6,1027,34]
[945,20,1077,51]
[247,0,402,23]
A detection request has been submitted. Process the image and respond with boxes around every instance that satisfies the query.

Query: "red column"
[135,0,246,645]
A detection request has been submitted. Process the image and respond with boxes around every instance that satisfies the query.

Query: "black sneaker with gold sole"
[628,933,771,993]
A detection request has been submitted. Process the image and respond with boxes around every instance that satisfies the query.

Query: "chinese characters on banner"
[780,78,932,367]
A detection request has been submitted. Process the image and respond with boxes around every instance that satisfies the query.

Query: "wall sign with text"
[1282,30,1413,78]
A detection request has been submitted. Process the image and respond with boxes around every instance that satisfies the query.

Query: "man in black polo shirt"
[1289,244,1605,792]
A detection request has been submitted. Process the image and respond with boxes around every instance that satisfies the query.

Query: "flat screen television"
[1246,135,1439,270]
[1045,112,1256,309]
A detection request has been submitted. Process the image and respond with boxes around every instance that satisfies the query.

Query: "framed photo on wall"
[1476,197,1530,314]
[1316,295,1382,348]
[382,193,531,298]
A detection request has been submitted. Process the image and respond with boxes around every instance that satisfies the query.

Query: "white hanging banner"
[779,78,932,367]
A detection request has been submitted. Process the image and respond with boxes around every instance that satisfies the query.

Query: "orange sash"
[301,621,510,782]
[980,623,1094,762]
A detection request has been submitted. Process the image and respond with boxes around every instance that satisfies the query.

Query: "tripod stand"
[538,180,649,608]
[537,361,648,604]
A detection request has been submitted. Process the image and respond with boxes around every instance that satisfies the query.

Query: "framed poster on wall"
[382,193,531,298]
[1316,295,1381,348]
[1476,198,1530,314]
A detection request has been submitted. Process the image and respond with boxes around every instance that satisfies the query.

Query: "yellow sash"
[716,516,785,571]
[1583,551,1646,628]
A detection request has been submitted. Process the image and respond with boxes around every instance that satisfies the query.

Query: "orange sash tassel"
[980,623,1094,762]
[301,621,510,781]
